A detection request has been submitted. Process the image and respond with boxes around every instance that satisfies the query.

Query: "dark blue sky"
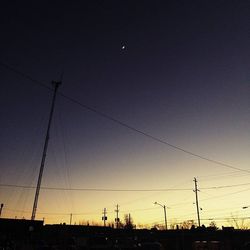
[0,1,249,225]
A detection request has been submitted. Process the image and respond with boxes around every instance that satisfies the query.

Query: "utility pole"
[102,208,107,227]
[31,81,61,220]
[115,204,120,229]
[0,203,3,218]
[70,213,72,225]
[193,177,201,227]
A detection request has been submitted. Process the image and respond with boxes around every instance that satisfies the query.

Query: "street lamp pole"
[154,202,167,230]
[163,205,167,230]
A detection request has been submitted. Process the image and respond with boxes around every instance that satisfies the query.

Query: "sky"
[0,1,249,228]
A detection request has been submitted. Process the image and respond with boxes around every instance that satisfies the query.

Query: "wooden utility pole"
[31,81,61,220]
[0,203,3,218]
[102,208,107,227]
[194,177,201,227]
[115,204,120,229]
[70,213,72,225]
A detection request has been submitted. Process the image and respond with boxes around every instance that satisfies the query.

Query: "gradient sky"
[0,1,249,228]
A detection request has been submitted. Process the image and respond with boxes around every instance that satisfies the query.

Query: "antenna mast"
[31,81,61,220]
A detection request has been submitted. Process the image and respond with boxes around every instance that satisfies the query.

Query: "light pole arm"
[154,202,167,230]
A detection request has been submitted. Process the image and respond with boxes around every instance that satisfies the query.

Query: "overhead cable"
[0,62,248,173]
[0,184,190,191]
[2,182,250,191]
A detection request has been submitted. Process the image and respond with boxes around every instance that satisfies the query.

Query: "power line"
[61,92,249,173]
[122,207,159,213]
[197,170,247,179]
[200,187,250,202]
[201,182,250,190]
[0,183,191,191]
[4,208,100,216]
[0,62,51,91]
[200,216,250,221]
[0,62,248,173]
[2,182,250,191]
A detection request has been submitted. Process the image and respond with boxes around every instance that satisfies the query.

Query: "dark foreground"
[1,218,250,250]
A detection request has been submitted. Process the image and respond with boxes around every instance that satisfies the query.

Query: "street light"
[154,202,167,230]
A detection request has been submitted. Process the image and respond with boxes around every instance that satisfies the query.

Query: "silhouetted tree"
[153,223,166,230]
[209,221,218,229]
[228,214,249,229]
[123,214,135,229]
[137,223,150,229]
[170,220,197,229]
